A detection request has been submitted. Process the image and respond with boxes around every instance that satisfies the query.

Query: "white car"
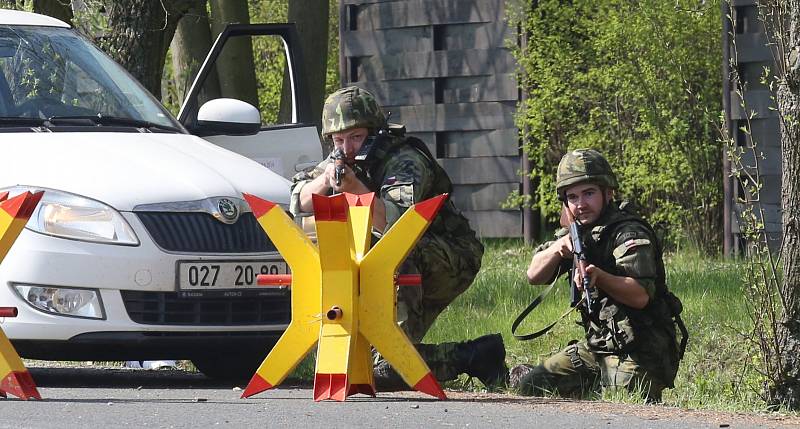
[0,10,322,378]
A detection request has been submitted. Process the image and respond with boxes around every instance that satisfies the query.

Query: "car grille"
[136,212,276,253]
[121,291,291,326]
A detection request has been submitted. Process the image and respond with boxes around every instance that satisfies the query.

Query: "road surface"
[0,365,796,429]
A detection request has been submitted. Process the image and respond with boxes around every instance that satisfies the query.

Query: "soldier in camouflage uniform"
[510,149,686,401]
[290,86,507,389]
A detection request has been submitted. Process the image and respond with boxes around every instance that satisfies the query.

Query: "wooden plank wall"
[728,0,782,250]
[339,0,521,237]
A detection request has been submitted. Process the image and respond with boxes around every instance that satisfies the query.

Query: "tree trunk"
[0,0,74,23]
[32,0,73,25]
[170,2,220,105]
[208,0,258,108]
[280,0,330,132]
[0,1,23,9]
[773,0,800,409]
[99,0,202,100]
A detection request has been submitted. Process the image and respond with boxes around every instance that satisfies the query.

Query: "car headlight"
[0,186,138,245]
[13,285,104,319]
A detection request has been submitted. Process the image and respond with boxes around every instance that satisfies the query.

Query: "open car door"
[178,24,323,179]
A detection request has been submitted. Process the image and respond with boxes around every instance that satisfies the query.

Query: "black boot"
[509,363,535,391]
[373,359,409,391]
[457,333,508,389]
[373,334,508,391]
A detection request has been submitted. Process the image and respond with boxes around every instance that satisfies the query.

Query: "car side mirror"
[196,98,261,136]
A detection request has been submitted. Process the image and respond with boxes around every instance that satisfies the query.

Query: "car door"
[178,23,323,179]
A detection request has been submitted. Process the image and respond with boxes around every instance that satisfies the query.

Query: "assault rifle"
[331,115,402,188]
[332,147,346,187]
[565,208,593,314]
[353,113,399,164]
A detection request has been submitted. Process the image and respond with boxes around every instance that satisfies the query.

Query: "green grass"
[424,239,772,412]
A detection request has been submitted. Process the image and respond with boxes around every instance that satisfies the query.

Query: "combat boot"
[456,333,508,389]
[373,334,508,391]
[373,359,409,391]
[509,363,535,390]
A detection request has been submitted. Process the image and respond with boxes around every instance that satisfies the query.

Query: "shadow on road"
[27,366,309,390]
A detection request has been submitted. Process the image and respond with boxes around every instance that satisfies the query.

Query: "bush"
[508,0,722,252]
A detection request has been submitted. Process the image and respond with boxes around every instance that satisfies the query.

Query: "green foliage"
[70,1,108,39]
[250,0,340,118]
[509,0,722,252]
[249,0,289,124]
[722,2,788,408]
[249,0,341,122]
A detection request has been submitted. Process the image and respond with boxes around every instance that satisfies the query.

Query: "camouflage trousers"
[515,341,667,401]
[396,232,483,343]
[376,231,483,382]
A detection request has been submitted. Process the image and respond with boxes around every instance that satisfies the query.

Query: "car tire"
[192,352,267,381]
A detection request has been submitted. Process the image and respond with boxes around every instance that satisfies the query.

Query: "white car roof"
[0,9,70,28]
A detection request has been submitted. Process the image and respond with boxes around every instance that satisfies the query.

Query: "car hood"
[0,132,290,210]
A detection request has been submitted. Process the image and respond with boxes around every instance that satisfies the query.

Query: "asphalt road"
[0,365,796,429]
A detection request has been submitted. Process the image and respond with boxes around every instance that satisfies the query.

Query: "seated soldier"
[511,149,686,402]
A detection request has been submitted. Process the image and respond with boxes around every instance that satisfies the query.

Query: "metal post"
[518,22,534,245]
[721,0,733,257]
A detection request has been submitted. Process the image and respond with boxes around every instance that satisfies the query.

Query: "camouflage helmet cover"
[321,86,386,136]
[556,149,618,197]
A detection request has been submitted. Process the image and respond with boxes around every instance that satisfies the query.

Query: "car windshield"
[0,25,180,129]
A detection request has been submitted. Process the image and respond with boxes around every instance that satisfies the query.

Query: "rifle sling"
[675,313,689,359]
[512,267,578,341]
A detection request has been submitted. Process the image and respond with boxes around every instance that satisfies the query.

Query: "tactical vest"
[577,204,685,365]
[355,135,478,240]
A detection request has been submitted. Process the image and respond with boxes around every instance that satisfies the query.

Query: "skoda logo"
[217,198,238,222]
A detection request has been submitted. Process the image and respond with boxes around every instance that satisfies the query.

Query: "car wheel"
[192,352,267,381]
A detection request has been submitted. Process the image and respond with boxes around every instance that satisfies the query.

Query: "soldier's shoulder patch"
[613,238,651,259]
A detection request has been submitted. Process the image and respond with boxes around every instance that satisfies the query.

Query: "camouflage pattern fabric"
[321,86,386,136]
[290,135,484,342]
[515,340,667,401]
[556,149,618,197]
[516,202,681,400]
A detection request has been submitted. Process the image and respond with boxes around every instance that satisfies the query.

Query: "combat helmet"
[321,86,386,137]
[556,149,618,199]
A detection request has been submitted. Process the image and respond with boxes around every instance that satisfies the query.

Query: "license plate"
[178,260,288,290]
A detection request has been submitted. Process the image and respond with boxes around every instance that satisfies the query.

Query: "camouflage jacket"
[290,135,479,241]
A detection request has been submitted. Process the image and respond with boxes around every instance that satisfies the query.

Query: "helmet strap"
[563,201,582,226]
[596,186,614,221]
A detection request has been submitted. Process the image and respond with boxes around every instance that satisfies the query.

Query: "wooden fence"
[339,0,521,237]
